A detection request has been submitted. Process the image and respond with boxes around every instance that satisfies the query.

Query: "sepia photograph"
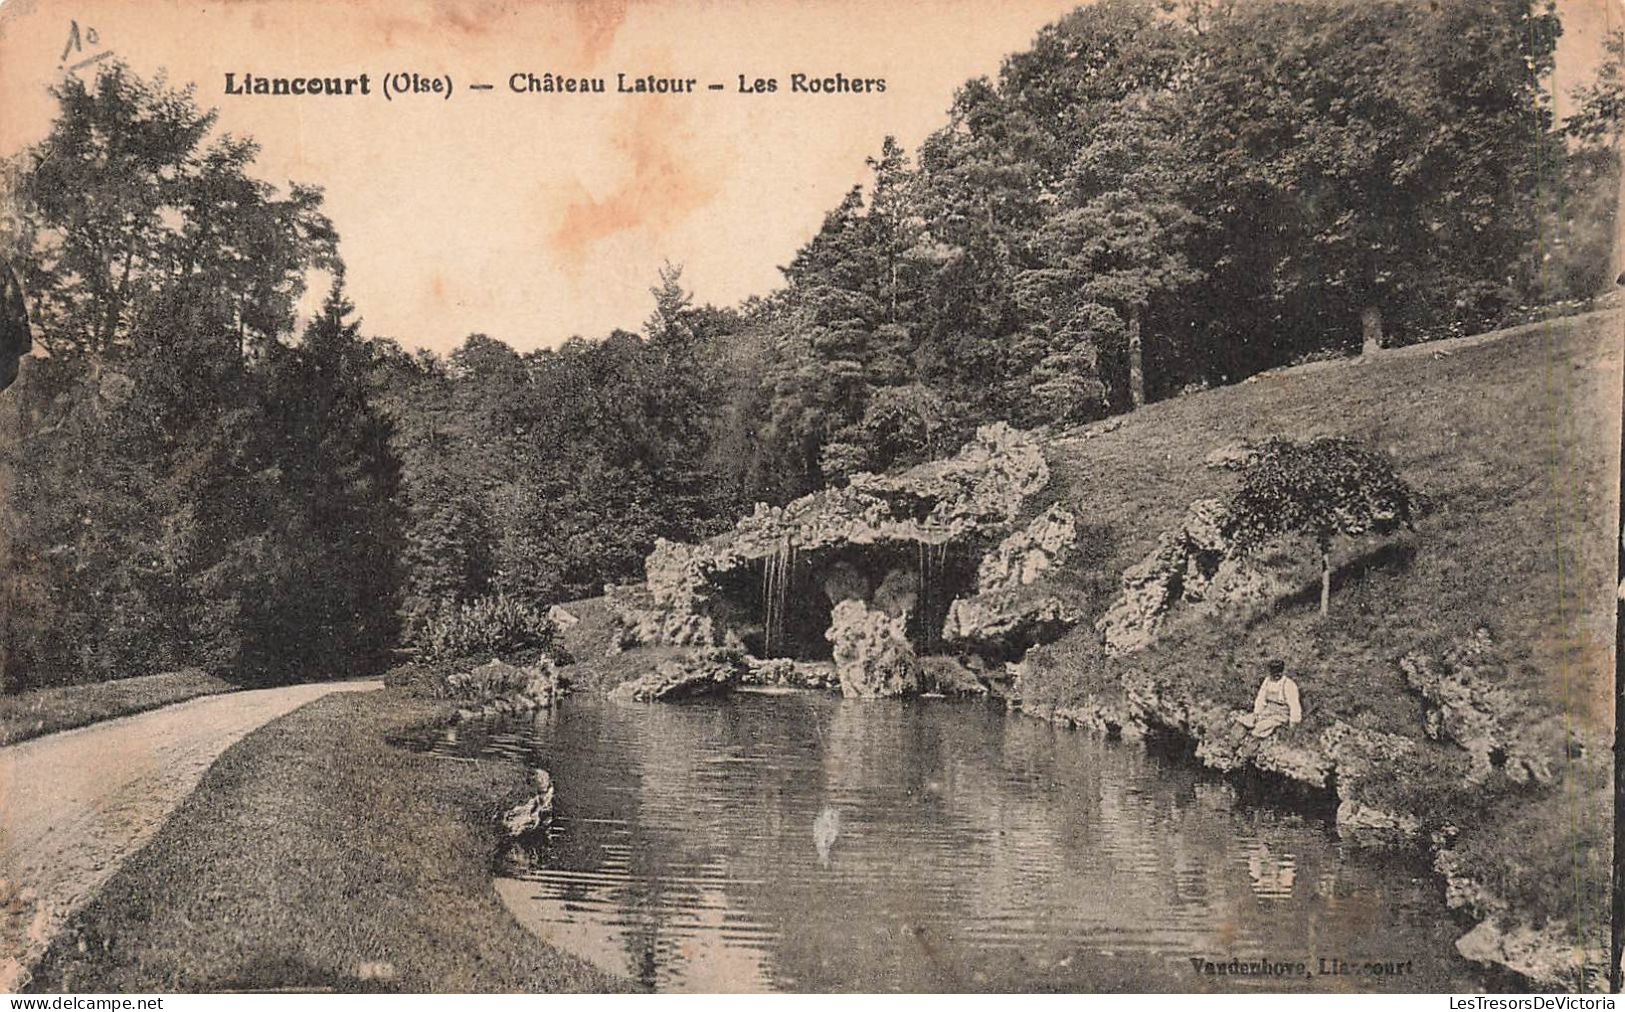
[0,0,1620,997]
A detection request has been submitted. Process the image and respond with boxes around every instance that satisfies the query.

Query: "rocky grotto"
[605,423,1086,698]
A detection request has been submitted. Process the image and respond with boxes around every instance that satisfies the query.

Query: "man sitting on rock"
[1233,658,1302,738]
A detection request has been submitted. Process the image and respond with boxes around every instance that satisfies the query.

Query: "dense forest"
[0,0,1619,690]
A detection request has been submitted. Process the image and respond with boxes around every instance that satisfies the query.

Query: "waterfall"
[916,541,931,650]
[920,542,950,650]
[761,554,772,654]
[762,539,793,656]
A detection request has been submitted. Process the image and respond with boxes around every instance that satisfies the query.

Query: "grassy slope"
[26,689,634,993]
[0,670,237,747]
[1021,312,1619,937]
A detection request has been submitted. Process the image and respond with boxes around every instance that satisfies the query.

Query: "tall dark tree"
[1180,0,1560,358]
[1021,96,1202,411]
[263,276,405,676]
[0,64,342,688]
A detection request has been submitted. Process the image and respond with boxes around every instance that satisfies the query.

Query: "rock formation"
[871,568,920,618]
[827,599,922,698]
[500,769,556,839]
[609,648,744,702]
[942,589,1083,656]
[546,605,580,630]
[1399,629,1554,785]
[1028,663,1599,990]
[1095,498,1284,655]
[1454,918,1609,992]
[974,503,1079,592]
[611,423,1050,658]
[1201,441,1261,471]
[742,656,839,690]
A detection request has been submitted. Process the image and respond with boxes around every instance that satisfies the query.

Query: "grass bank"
[0,670,236,748]
[26,688,634,993]
[1016,310,1620,986]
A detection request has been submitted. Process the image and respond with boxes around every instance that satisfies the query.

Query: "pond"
[416,691,1485,992]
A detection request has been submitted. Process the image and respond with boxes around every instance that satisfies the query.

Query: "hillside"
[1017,309,1621,988]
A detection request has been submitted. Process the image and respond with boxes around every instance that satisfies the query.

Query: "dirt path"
[0,680,381,991]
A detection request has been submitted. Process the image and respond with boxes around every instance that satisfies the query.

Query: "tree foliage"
[1,64,394,689]
[1227,437,1424,614]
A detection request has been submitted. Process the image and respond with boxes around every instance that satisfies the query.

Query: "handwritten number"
[59,20,80,63]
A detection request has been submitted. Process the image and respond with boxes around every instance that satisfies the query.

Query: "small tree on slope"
[1227,437,1423,616]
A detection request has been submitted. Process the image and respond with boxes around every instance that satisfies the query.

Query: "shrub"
[442,658,553,702]
[413,594,557,662]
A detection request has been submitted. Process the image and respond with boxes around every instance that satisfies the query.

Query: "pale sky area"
[0,0,1619,353]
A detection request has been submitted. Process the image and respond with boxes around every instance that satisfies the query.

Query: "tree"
[1016,95,1202,414]
[12,63,335,359]
[764,187,887,490]
[1226,437,1424,616]
[1181,0,1559,357]
[0,64,343,688]
[262,275,405,675]
[645,259,696,351]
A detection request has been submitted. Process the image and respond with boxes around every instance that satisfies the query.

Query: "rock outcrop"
[500,769,556,839]
[974,504,1079,592]
[1026,665,1597,991]
[827,599,922,698]
[613,423,1050,650]
[1454,917,1609,993]
[605,581,720,651]
[942,588,1083,656]
[609,648,744,702]
[871,568,920,619]
[1333,799,1424,848]
[546,605,580,630]
[742,656,839,690]
[1095,498,1284,655]
[918,655,990,696]
[1399,629,1553,786]
[1202,441,1261,471]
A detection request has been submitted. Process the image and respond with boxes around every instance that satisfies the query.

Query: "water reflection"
[423,694,1480,992]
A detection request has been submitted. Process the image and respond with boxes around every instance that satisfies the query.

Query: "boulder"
[1336,798,1424,848]
[1202,441,1260,471]
[820,561,871,605]
[942,589,1082,655]
[872,568,919,618]
[610,649,744,702]
[975,504,1079,593]
[827,599,921,698]
[1433,847,1502,915]
[1097,498,1284,655]
[1455,917,1609,992]
[546,605,580,630]
[500,769,556,839]
[918,655,988,697]
[742,656,839,690]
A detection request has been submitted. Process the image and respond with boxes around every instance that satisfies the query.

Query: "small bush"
[413,594,557,662]
[443,658,553,702]
[383,655,556,703]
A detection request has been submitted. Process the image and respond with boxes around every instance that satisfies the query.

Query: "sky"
[0,0,1619,353]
